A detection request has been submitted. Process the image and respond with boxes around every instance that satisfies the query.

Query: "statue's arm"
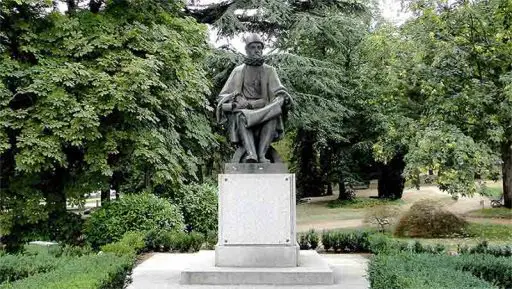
[248,99,266,109]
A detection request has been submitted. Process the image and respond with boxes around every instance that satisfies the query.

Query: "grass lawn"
[467,208,512,219]
[297,201,366,222]
[326,198,404,209]
[467,222,512,241]
[482,186,503,197]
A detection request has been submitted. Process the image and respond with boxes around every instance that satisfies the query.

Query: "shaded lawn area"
[467,208,512,219]
[297,200,366,223]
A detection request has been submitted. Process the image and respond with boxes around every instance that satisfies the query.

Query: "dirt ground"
[297,184,510,232]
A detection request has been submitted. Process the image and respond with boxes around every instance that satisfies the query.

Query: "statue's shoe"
[245,155,258,163]
[258,156,271,163]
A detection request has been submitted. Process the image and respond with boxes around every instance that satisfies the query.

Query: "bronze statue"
[216,34,293,163]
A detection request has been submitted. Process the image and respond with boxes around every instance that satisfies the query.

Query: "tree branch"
[89,0,104,13]
[184,1,234,24]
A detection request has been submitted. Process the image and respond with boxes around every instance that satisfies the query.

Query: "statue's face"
[246,42,263,58]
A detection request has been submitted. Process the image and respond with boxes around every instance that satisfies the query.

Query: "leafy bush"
[143,229,204,252]
[0,253,134,289]
[455,254,512,288]
[20,212,85,247]
[84,193,184,249]
[189,232,205,252]
[298,230,319,250]
[298,233,310,250]
[458,241,512,257]
[368,253,495,289]
[321,230,332,251]
[394,199,468,238]
[205,230,217,250]
[100,243,134,257]
[159,183,218,234]
[118,231,146,254]
[322,230,371,253]
[0,253,62,283]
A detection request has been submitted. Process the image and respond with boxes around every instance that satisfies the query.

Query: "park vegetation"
[0,0,511,287]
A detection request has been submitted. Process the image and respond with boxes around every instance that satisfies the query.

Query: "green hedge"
[458,241,512,257]
[143,229,204,252]
[455,254,512,288]
[84,193,184,249]
[0,253,62,284]
[0,253,133,289]
[160,183,218,234]
[368,253,497,289]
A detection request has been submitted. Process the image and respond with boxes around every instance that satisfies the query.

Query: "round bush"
[84,193,184,249]
[173,183,218,234]
[394,199,468,238]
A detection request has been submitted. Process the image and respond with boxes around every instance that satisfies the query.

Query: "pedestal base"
[215,245,300,267]
[181,250,334,285]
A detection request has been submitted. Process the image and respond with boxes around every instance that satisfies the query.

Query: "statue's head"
[244,33,264,58]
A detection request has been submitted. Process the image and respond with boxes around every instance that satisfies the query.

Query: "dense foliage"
[84,193,184,249]
[0,0,215,251]
[0,244,134,289]
[157,183,218,234]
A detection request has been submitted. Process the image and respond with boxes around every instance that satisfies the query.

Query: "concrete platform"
[215,245,300,267]
[182,250,332,285]
[127,251,370,289]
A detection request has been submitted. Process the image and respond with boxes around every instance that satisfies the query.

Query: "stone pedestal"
[180,163,334,285]
[216,164,298,267]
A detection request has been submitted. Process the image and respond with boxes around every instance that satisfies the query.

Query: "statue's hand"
[234,97,250,109]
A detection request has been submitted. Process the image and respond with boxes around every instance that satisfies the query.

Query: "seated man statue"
[216,33,293,163]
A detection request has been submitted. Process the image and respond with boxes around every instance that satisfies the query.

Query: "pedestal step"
[180,250,334,285]
[215,245,299,267]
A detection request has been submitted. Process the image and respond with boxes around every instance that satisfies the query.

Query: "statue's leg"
[257,119,277,163]
[237,116,258,163]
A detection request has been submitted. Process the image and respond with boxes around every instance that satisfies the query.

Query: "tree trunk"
[294,128,323,198]
[338,171,351,200]
[101,189,110,205]
[378,153,406,199]
[501,141,512,208]
[326,183,333,196]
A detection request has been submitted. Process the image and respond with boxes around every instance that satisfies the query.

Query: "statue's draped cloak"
[216,64,288,144]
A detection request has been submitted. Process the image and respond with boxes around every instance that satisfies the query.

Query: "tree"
[0,0,215,251]
[361,0,508,205]
[397,0,508,206]
[190,0,382,198]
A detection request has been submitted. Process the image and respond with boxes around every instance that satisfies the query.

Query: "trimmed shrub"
[456,254,512,288]
[298,230,319,250]
[394,199,468,238]
[0,253,62,283]
[458,241,512,258]
[307,230,319,249]
[321,230,332,251]
[0,253,134,289]
[142,229,204,253]
[84,193,184,249]
[157,183,218,234]
[205,230,217,250]
[368,253,496,289]
[324,230,371,253]
[189,232,205,252]
[100,243,134,257]
[298,233,310,250]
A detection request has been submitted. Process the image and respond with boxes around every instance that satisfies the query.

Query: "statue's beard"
[244,55,264,66]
